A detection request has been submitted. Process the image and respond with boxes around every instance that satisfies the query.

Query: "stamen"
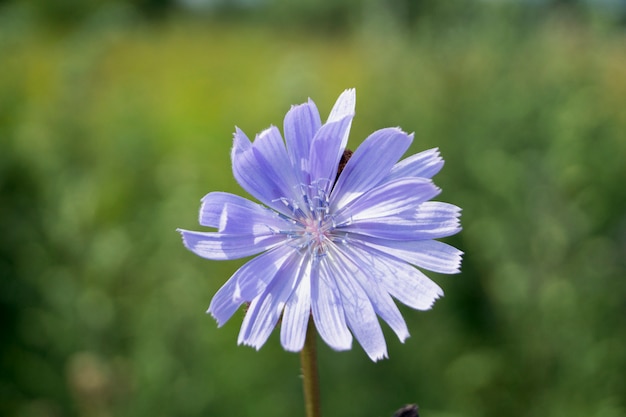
[278,161,356,258]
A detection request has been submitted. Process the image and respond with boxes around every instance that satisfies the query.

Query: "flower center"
[278,180,336,257]
[301,184,335,256]
[281,149,354,257]
[303,218,329,253]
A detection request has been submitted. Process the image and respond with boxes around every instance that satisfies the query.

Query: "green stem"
[300,316,321,417]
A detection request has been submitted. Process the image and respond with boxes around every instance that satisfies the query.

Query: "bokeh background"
[2,1,626,416]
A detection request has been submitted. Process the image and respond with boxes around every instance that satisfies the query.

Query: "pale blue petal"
[308,115,354,194]
[343,219,460,241]
[351,236,463,274]
[323,248,388,361]
[231,244,296,302]
[384,148,444,181]
[304,89,356,190]
[332,245,409,343]
[412,202,462,238]
[206,273,241,327]
[341,202,461,240]
[231,126,300,216]
[280,256,313,352]
[253,126,300,193]
[327,88,356,123]
[284,99,322,184]
[198,192,226,228]
[334,178,440,225]
[177,229,285,260]
[330,128,413,211]
[237,253,305,349]
[413,202,462,220]
[311,257,352,351]
[199,192,296,234]
[349,241,444,310]
[207,245,294,326]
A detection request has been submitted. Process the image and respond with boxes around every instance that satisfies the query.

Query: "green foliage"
[1,8,625,417]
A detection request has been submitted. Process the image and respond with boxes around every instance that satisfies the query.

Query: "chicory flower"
[178,89,462,361]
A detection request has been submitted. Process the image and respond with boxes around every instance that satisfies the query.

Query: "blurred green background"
[2,1,626,416]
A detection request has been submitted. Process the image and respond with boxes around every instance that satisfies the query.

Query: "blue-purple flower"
[178,89,462,361]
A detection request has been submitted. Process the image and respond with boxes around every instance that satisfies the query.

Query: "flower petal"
[304,89,357,195]
[411,202,462,239]
[177,229,285,260]
[311,257,352,351]
[330,128,413,211]
[349,241,444,310]
[237,252,306,349]
[384,148,444,181]
[333,245,410,343]
[231,126,301,216]
[207,245,294,326]
[198,192,227,228]
[284,99,322,184]
[334,177,440,224]
[327,88,356,123]
[206,273,241,327]
[199,192,296,235]
[308,114,354,195]
[342,202,462,240]
[280,256,313,352]
[350,236,463,274]
[323,248,388,361]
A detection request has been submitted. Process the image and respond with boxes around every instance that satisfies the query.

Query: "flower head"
[178,89,462,361]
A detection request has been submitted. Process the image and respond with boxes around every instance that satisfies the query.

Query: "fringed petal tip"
[281,339,306,353]
[426,290,444,310]
[176,227,190,246]
[369,350,389,362]
[390,126,412,136]
[233,126,247,136]
[449,249,464,274]
[328,88,356,123]
[386,147,446,180]
[255,124,278,141]
[327,343,353,353]
[409,293,443,313]
[206,309,229,328]
[231,127,251,160]
[232,126,250,143]
[237,339,264,351]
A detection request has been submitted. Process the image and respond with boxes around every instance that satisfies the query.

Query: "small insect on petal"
[336,149,353,179]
